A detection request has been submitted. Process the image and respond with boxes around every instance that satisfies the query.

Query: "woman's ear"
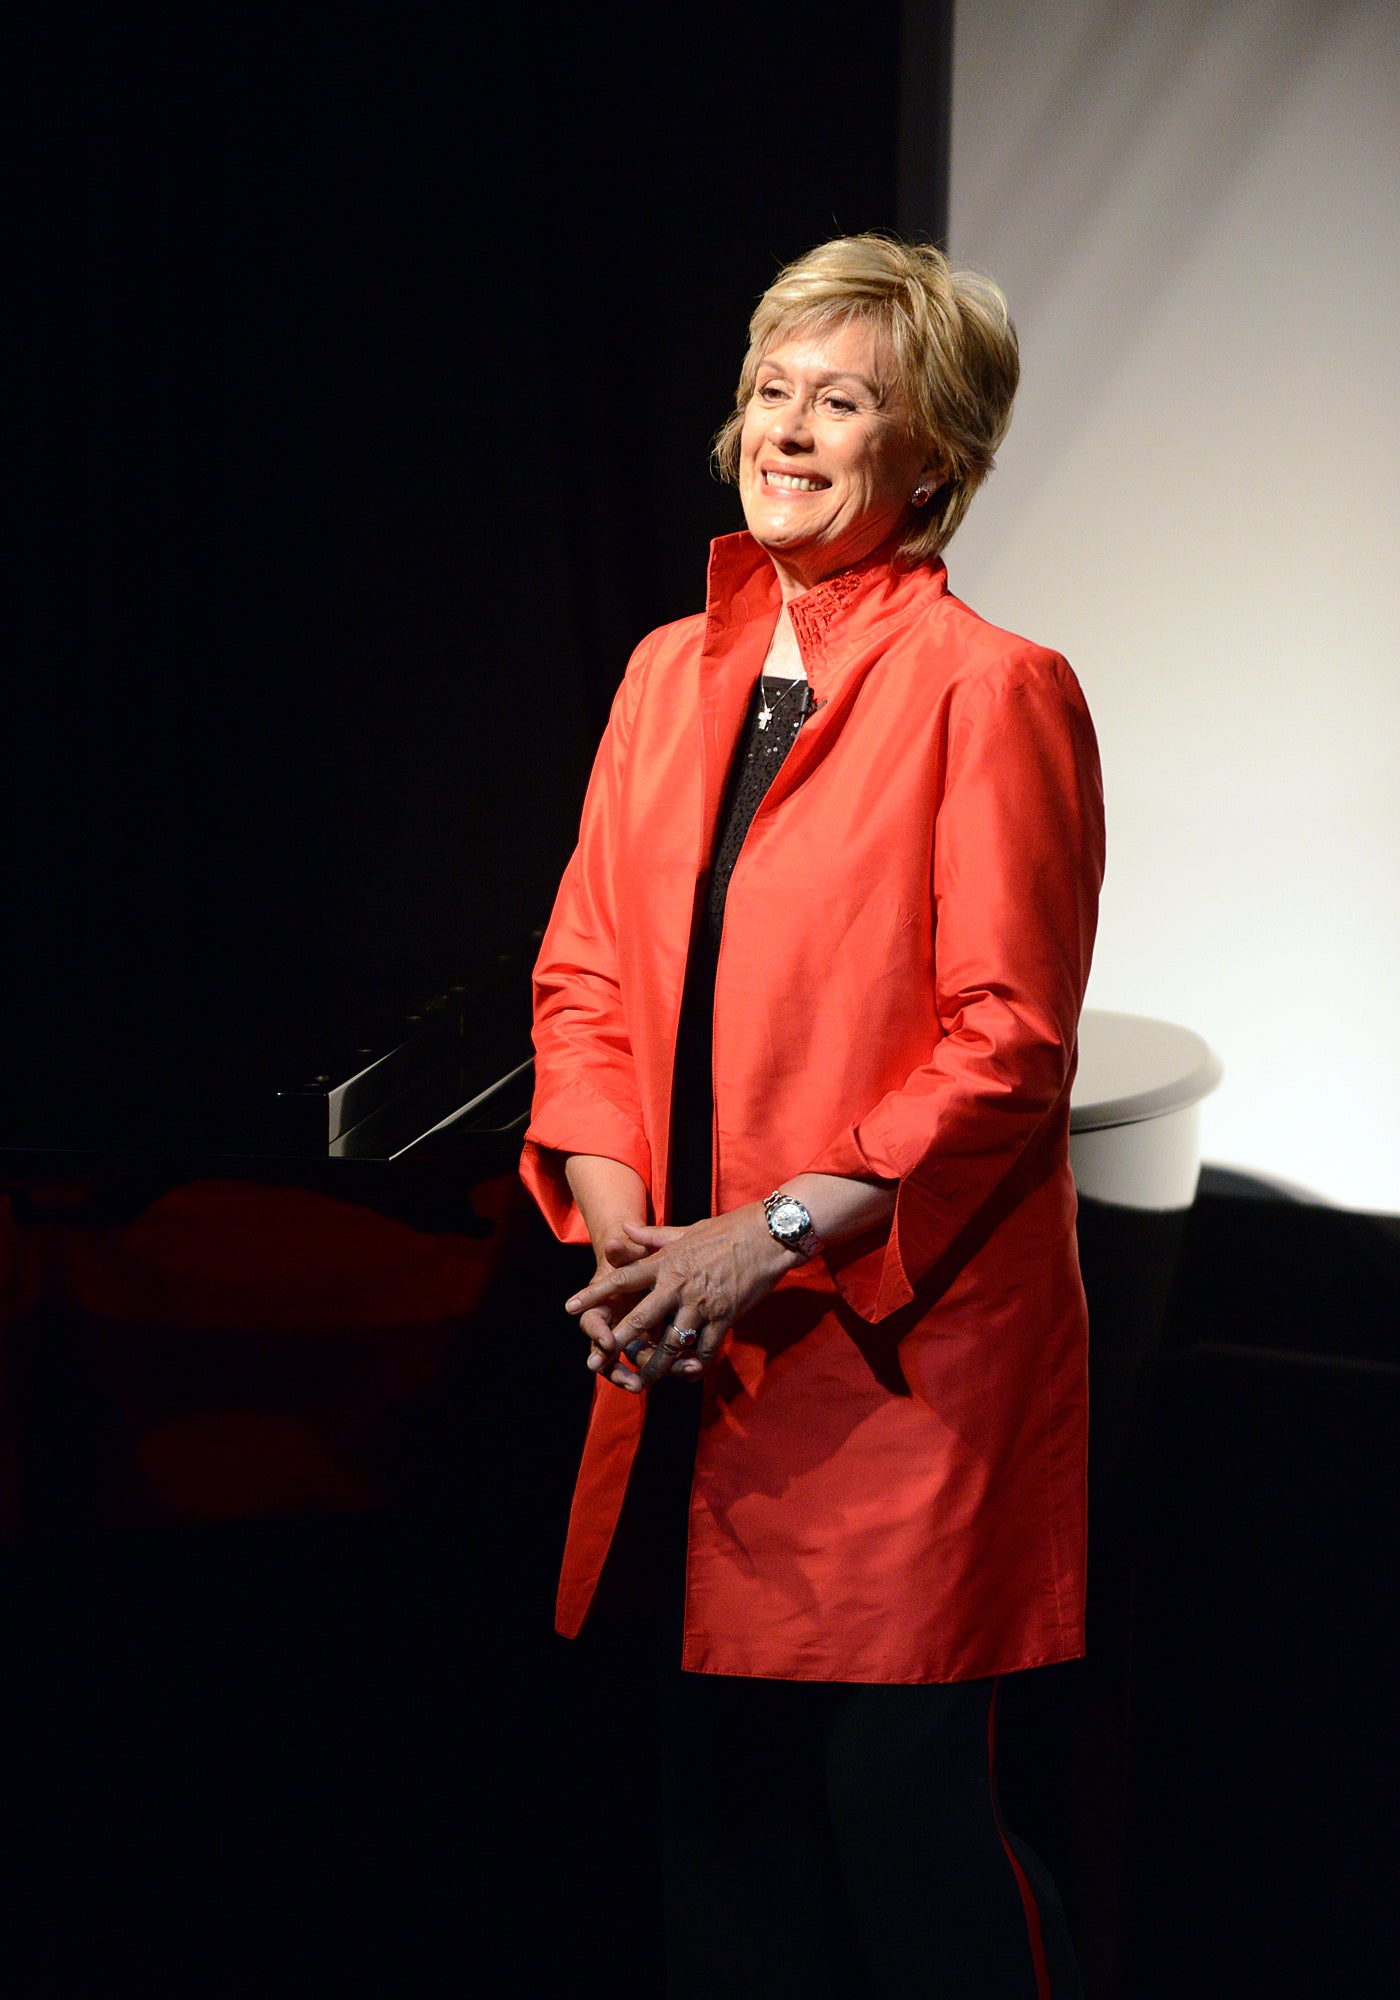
[911,461,947,508]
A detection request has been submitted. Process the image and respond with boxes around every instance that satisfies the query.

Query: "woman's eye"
[758,382,787,402]
[824,395,857,414]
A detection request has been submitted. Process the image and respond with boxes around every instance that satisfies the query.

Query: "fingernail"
[565,1297,581,1312]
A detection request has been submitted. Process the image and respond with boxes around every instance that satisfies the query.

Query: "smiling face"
[737,317,932,597]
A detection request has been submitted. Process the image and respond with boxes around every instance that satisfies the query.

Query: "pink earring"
[912,486,932,507]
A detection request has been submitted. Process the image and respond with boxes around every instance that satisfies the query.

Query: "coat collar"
[701,530,948,684]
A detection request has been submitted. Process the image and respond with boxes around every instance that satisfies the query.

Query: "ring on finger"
[666,1324,699,1350]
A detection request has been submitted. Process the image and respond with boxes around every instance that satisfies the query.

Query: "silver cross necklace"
[757,674,809,732]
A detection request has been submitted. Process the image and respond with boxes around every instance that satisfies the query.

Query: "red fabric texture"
[23,1175,517,1525]
[523,533,1105,1682]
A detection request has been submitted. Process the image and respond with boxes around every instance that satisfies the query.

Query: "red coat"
[522,533,1104,1683]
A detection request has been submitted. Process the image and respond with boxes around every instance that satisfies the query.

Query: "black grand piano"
[0,952,609,1996]
[0,949,550,1519]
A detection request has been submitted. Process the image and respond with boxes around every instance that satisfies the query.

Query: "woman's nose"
[767,398,813,447]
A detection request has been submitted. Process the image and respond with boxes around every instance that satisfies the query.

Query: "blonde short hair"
[714,233,1020,564]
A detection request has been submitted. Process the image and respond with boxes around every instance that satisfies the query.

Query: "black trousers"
[659,1668,1079,2000]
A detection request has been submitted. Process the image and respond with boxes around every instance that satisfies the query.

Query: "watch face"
[769,1198,808,1238]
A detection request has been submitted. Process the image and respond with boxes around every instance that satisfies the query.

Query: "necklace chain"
[757,675,808,733]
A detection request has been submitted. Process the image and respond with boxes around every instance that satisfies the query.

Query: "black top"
[669,674,810,1222]
[599,674,812,1640]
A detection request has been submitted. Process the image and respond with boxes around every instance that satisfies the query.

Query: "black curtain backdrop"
[7,2,929,1128]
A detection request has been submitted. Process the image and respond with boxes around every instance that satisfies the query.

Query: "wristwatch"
[763,1189,824,1262]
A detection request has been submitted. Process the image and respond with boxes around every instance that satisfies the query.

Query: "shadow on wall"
[1175,1170,1400,1363]
[1124,1175,1397,1999]
[954,0,1347,496]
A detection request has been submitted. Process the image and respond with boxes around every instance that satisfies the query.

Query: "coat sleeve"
[520,634,658,1244]
[802,651,1105,1321]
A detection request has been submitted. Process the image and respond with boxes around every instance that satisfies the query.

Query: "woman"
[523,235,1103,1998]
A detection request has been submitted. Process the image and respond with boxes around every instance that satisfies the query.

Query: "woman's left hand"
[565,1204,799,1392]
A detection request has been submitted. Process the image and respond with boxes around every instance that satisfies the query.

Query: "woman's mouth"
[764,470,830,493]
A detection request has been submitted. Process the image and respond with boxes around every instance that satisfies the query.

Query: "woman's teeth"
[767,473,827,492]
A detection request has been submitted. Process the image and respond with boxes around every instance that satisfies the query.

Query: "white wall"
[947,0,1400,1210]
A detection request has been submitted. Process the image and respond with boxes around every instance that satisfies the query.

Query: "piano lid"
[0,946,535,1170]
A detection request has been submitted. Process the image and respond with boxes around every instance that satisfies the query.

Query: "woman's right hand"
[581,1223,704,1377]
[577,1221,657,1373]
[562,1156,654,1374]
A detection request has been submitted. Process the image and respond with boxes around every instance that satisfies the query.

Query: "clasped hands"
[565,1203,801,1393]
